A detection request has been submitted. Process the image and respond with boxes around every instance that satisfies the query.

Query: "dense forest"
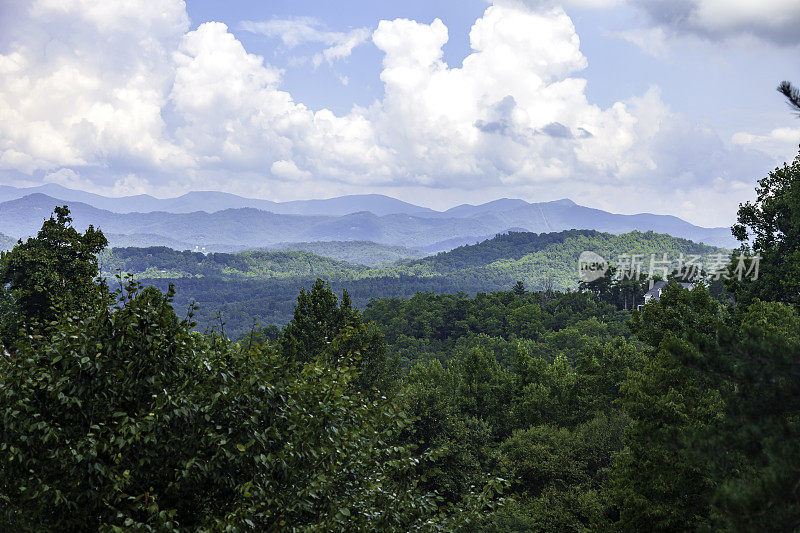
[0,149,798,530]
[101,229,725,337]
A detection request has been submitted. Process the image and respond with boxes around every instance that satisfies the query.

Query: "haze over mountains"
[0,184,437,217]
[0,185,738,250]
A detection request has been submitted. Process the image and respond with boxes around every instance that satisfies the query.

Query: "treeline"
[266,240,425,266]
[105,230,725,290]
[100,247,365,280]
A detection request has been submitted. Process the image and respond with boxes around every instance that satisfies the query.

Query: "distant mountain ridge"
[0,191,738,250]
[0,184,437,217]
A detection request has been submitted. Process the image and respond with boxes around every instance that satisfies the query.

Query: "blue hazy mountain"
[442,198,534,218]
[0,185,436,217]
[0,193,737,249]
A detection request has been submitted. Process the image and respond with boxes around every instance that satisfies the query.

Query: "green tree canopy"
[0,279,448,530]
[279,278,398,392]
[0,206,107,349]
[730,149,800,305]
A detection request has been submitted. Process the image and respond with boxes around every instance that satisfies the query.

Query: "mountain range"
[0,184,437,217]
[0,186,738,250]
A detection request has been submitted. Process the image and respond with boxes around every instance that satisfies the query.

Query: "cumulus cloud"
[240,17,370,67]
[271,160,313,181]
[0,0,192,179]
[0,0,783,225]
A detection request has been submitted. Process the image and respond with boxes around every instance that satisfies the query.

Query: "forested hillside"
[375,229,725,289]
[106,229,726,336]
[2,146,798,530]
[101,247,366,280]
[265,240,425,266]
[364,290,631,369]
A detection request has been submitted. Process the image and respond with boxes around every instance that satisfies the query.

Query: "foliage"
[0,206,107,350]
[778,81,800,115]
[279,279,399,393]
[729,149,800,305]
[364,289,630,369]
[711,300,800,530]
[612,284,726,530]
[0,278,444,531]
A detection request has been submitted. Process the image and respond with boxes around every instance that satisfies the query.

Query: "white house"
[638,280,696,310]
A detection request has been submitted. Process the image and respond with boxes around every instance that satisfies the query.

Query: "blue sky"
[1,0,799,226]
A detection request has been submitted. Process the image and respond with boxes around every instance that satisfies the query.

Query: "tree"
[612,285,726,530]
[0,206,107,350]
[711,300,800,530]
[279,279,359,363]
[279,278,399,393]
[778,81,800,115]
[540,272,556,301]
[513,281,526,295]
[401,359,494,504]
[493,415,625,531]
[0,278,447,530]
[579,266,616,303]
[729,149,800,305]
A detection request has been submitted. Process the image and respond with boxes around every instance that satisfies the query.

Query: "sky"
[0,0,799,227]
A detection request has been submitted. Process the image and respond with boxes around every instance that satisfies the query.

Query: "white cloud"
[733,127,800,160]
[0,0,192,179]
[240,17,370,66]
[271,160,312,181]
[629,0,800,45]
[0,0,783,226]
[613,27,669,58]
